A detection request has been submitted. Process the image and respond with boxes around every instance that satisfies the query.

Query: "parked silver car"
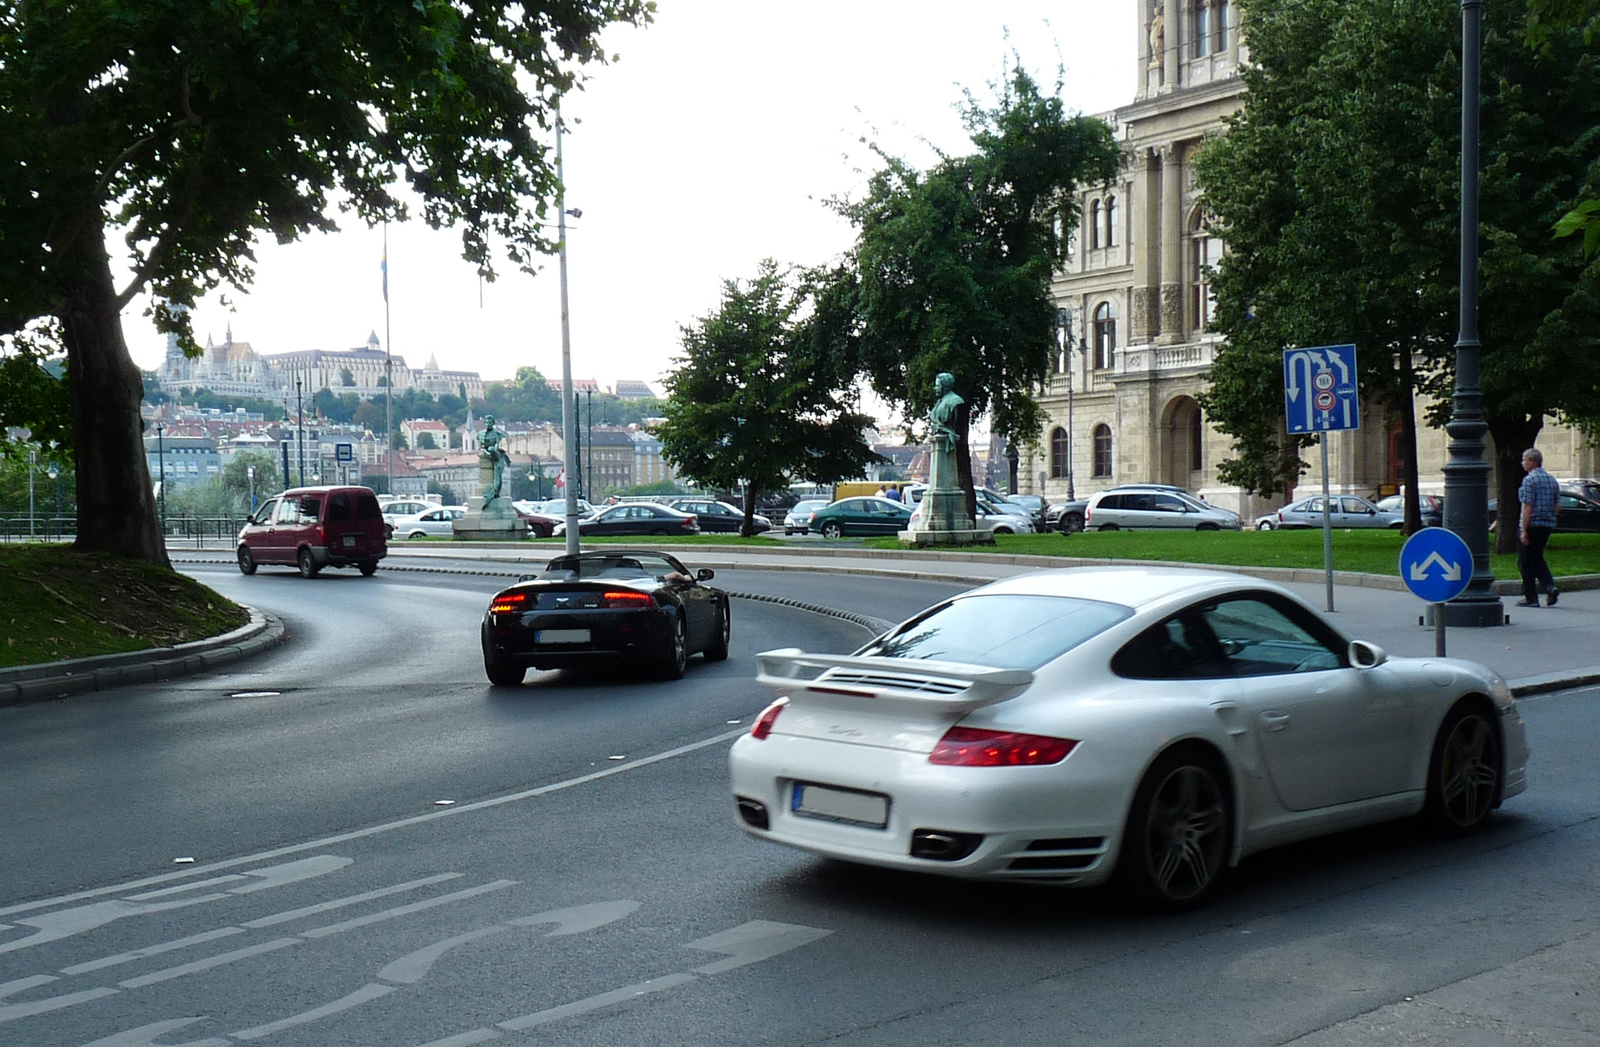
[1263,495,1403,530]
[783,499,830,535]
[390,505,468,538]
[1085,489,1242,531]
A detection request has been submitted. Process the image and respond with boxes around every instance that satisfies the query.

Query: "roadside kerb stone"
[0,608,284,708]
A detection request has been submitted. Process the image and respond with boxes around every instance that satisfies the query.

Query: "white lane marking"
[495,974,699,1031]
[62,927,247,975]
[0,986,119,1023]
[62,873,462,976]
[416,1032,501,1047]
[229,982,396,1041]
[117,939,301,989]
[76,1016,230,1047]
[377,927,509,985]
[298,880,517,939]
[506,900,641,936]
[0,895,230,956]
[0,729,745,920]
[228,855,354,893]
[127,876,248,900]
[0,855,352,955]
[0,973,58,998]
[242,873,464,928]
[685,920,834,975]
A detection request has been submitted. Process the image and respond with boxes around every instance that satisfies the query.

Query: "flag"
[553,469,565,491]
[381,249,388,303]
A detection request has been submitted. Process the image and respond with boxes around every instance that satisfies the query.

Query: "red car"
[237,485,388,577]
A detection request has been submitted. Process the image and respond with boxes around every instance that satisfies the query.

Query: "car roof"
[972,565,1288,609]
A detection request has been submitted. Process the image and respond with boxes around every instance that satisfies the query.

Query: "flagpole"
[383,223,393,497]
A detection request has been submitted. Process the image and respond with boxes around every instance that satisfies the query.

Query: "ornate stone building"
[1029,0,1598,514]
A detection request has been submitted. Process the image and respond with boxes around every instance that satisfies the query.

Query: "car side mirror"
[696,568,715,582]
[1348,640,1387,668]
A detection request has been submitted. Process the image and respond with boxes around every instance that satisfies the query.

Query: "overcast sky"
[120,1,1136,407]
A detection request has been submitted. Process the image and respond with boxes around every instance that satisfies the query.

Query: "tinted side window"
[327,493,353,522]
[356,493,383,520]
[1099,495,1123,510]
[1111,614,1228,679]
[1150,496,1188,512]
[1199,597,1343,676]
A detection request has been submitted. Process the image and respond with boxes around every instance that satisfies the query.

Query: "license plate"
[791,782,889,829]
[535,629,590,644]
[342,535,357,547]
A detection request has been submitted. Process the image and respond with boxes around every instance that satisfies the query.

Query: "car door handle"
[1260,711,1292,732]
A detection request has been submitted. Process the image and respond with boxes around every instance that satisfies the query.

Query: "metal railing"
[1,515,247,546]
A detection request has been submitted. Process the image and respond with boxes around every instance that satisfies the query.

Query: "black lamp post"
[155,422,167,534]
[1440,0,1502,627]
[295,375,306,487]
[585,389,594,500]
[1055,307,1079,501]
[47,462,61,517]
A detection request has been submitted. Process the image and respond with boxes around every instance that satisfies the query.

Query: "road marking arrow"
[1409,551,1463,582]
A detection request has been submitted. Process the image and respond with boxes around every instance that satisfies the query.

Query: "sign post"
[1284,344,1360,611]
[1400,527,1474,656]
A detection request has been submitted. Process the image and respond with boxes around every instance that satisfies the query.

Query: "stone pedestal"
[898,488,994,548]
[453,496,524,541]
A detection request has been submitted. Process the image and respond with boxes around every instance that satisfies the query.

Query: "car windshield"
[859,594,1132,670]
[541,552,686,582]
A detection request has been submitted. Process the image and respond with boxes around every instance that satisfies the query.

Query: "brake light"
[490,592,528,614]
[929,727,1077,766]
[750,698,788,739]
[600,590,653,607]
[681,516,697,528]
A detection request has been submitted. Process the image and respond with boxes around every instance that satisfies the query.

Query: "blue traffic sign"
[1400,527,1474,603]
[1284,344,1360,433]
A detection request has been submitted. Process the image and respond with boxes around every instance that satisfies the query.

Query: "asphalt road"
[1,563,1596,1046]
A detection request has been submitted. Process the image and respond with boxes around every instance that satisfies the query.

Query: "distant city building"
[612,380,658,400]
[630,427,676,486]
[143,432,221,492]
[400,418,450,450]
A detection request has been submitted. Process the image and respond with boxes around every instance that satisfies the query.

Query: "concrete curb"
[0,608,285,708]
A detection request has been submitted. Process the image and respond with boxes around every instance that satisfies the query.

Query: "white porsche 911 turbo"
[728,566,1528,911]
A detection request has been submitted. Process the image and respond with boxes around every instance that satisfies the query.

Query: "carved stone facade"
[1027,2,1599,516]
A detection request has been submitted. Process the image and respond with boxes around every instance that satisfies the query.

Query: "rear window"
[327,492,353,522]
[356,493,383,520]
[858,594,1132,671]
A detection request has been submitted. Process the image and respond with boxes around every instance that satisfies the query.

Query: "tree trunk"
[1487,415,1542,556]
[58,213,169,566]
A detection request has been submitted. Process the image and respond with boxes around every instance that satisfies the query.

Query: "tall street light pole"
[586,389,594,501]
[1056,307,1077,502]
[1440,0,1501,627]
[555,102,582,555]
[27,446,37,539]
[155,423,167,534]
[295,375,306,487]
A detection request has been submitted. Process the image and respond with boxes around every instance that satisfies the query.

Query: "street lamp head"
[565,207,582,219]
[47,463,59,480]
[1056,307,1072,330]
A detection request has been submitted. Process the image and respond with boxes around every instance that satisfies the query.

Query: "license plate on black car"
[791,782,889,828]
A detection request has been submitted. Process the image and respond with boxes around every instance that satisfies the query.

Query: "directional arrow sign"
[1400,527,1473,603]
[1284,344,1359,433]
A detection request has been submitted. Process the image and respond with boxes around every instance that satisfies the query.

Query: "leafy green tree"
[824,66,1121,502]
[0,0,651,565]
[1529,0,1600,256]
[222,452,280,513]
[655,261,884,536]
[416,431,438,450]
[1195,0,1600,544]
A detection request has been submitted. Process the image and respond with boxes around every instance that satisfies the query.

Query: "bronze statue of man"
[480,415,511,507]
[927,372,964,493]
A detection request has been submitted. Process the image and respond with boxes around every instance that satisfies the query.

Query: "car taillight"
[681,516,697,528]
[600,590,653,608]
[750,698,788,740]
[490,592,528,614]
[928,727,1077,766]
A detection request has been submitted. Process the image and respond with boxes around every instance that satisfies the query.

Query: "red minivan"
[237,486,388,577]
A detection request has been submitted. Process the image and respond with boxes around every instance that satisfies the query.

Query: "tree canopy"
[655,262,884,535]
[1194,0,1600,541]
[0,0,652,563]
[822,66,1121,496]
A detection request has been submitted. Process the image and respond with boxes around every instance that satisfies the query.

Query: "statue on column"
[480,414,511,508]
[1148,8,1165,68]
[927,372,965,493]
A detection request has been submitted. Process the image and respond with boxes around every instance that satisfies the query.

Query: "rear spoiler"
[754,648,1033,713]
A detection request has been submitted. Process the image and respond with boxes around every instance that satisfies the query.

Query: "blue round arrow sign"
[1399,527,1474,603]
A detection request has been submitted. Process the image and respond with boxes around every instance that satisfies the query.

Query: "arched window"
[1093,425,1113,478]
[1194,1,1211,57]
[1050,427,1069,479]
[1089,199,1102,250]
[1093,302,1117,369]
[1104,195,1118,248]
[1191,408,1205,470]
[1190,211,1219,330]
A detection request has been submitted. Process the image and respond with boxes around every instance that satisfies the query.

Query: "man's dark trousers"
[1519,525,1555,601]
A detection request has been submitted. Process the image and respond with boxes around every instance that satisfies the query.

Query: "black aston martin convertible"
[480,550,731,685]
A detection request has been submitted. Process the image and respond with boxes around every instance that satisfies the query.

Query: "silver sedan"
[1259,495,1403,530]
[729,565,1527,911]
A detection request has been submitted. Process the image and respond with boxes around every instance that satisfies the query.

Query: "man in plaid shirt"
[1516,447,1561,607]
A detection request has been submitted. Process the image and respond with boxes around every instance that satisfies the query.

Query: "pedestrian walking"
[1516,447,1560,607]
[884,486,902,503]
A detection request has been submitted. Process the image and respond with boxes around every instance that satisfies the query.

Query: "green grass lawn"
[864,527,1600,579]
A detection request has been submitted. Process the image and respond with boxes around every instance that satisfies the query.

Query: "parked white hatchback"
[389,505,467,538]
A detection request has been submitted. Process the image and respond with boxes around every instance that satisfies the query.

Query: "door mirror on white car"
[1348,640,1387,668]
